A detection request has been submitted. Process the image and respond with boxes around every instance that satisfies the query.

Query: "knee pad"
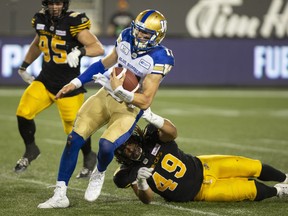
[65,131,86,151]
[97,138,116,172]
[99,138,116,153]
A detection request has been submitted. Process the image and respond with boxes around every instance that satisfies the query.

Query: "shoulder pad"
[116,28,133,47]
[67,11,90,25]
[67,11,91,37]
[150,46,174,64]
[32,11,46,29]
[69,12,82,18]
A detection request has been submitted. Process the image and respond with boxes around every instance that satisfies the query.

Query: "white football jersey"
[100,28,174,101]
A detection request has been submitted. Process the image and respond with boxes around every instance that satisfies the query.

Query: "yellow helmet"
[131,9,167,52]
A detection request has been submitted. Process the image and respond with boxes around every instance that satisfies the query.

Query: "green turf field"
[0,87,287,216]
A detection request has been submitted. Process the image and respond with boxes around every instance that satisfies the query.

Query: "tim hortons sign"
[186,0,288,38]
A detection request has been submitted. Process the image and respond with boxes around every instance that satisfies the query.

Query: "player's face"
[48,2,64,18]
[133,28,153,51]
[123,143,142,161]
[134,28,152,43]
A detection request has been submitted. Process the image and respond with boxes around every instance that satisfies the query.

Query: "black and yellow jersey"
[32,9,91,96]
[114,124,204,202]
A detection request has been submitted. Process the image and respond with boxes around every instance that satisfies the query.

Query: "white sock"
[275,186,281,196]
[55,181,67,197]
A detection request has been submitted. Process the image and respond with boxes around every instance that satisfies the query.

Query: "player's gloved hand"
[93,74,129,103]
[18,68,35,84]
[142,108,164,129]
[67,47,81,68]
[93,74,113,92]
[137,167,153,191]
[137,167,154,180]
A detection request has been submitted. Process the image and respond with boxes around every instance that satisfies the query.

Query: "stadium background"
[1,0,288,86]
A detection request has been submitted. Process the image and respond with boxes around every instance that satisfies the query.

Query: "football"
[113,67,140,92]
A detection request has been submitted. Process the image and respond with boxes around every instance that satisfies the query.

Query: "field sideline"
[0,87,287,216]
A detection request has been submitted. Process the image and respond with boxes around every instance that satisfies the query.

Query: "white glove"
[93,74,125,102]
[93,74,113,92]
[137,167,154,180]
[18,69,35,84]
[137,167,153,191]
[67,47,81,68]
[142,108,164,128]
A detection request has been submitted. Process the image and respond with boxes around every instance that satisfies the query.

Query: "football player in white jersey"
[38,9,175,208]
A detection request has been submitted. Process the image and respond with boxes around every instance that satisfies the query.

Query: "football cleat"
[84,167,105,202]
[76,167,92,179]
[38,181,69,209]
[274,183,288,198]
[14,144,40,173]
[76,151,97,179]
[14,158,29,173]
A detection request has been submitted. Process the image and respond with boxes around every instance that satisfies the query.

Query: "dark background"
[0,0,287,86]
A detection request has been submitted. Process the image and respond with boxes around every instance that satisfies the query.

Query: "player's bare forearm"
[159,119,178,142]
[137,188,153,204]
[131,184,153,204]
[55,83,76,99]
[132,74,161,109]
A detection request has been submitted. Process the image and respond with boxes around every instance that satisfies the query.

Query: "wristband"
[137,178,149,191]
[114,86,134,103]
[19,61,30,70]
[70,78,82,89]
[144,112,164,128]
[79,47,86,57]
[150,113,164,128]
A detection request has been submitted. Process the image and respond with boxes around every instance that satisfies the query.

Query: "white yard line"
[2,173,222,216]
[152,202,221,216]
[42,138,65,146]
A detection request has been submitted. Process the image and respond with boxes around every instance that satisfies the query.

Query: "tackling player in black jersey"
[113,108,288,203]
[14,0,104,178]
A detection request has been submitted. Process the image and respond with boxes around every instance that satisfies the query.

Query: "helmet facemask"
[132,21,156,52]
[114,125,144,165]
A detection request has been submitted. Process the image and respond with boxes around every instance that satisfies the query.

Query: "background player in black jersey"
[106,0,134,37]
[113,108,288,203]
[14,0,104,178]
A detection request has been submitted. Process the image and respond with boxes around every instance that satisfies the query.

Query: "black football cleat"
[14,144,40,173]
[76,151,97,179]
